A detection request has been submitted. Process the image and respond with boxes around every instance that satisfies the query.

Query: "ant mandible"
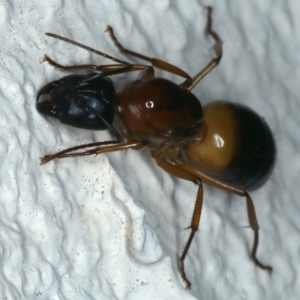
[37,7,276,289]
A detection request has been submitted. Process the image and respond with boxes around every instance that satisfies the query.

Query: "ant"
[37,7,276,289]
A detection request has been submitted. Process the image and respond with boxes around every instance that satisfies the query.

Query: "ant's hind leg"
[179,161,273,273]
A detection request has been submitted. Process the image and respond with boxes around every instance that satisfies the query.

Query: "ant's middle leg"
[154,156,204,290]
[105,26,192,86]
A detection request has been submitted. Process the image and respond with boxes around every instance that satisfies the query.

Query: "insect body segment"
[184,101,276,189]
[117,77,203,144]
[37,74,116,130]
[37,7,275,290]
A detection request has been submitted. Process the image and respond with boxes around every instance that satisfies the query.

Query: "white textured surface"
[0,0,299,299]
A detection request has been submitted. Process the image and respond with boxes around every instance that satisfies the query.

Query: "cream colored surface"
[0,1,299,299]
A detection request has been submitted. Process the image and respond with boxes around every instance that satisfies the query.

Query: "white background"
[0,0,299,299]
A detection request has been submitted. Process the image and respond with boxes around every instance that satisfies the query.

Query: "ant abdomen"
[183,100,276,190]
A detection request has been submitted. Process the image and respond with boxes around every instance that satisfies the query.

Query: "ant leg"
[187,6,223,91]
[178,161,273,273]
[45,33,155,78]
[105,26,192,85]
[106,6,223,89]
[41,139,147,165]
[46,32,131,65]
[154,156,204,290]
[43,55,154,77]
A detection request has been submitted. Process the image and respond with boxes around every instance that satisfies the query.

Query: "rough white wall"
[0,0,299,299]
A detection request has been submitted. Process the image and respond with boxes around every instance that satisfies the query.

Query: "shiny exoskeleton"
[37,7,276,290]
[37,74,116,130]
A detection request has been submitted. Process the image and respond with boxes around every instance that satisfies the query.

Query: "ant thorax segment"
[116,78,204,146]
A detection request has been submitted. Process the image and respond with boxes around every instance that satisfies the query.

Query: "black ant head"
[37,73,116,130]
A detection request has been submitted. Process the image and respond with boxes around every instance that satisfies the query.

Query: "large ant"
[37,7,276,289]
